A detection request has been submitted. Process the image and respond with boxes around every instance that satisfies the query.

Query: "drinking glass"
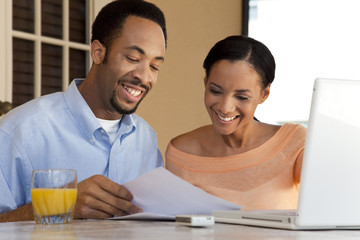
[31,169,78,224]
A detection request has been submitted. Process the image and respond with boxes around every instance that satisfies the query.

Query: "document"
[111,167,242,220]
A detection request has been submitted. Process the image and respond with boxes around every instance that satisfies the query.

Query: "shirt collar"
[119,114,136,137]
[64,79,136,142]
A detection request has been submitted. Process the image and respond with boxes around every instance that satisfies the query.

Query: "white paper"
[111,167,242,220]
[112,212,175,220]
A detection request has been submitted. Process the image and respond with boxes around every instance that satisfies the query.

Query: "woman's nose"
[217,97,235,114]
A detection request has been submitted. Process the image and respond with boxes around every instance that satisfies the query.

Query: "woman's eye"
[210,89,221,95]
[236,96,249,101]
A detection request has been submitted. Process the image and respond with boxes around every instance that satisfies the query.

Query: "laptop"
[213,78,360,230]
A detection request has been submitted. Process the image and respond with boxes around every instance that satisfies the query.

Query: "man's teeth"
[124,86,141,97]
[218,115,236,122]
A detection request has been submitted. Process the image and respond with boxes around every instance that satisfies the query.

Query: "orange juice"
[31,188,77,216]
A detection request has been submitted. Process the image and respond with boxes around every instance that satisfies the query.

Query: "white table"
[1,219,360,239]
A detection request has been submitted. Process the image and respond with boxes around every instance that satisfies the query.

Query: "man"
[0,0,167,222]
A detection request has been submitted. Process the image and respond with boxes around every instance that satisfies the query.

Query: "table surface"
[1,219,360,240]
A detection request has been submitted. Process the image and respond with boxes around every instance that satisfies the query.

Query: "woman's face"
[204,60,270,136]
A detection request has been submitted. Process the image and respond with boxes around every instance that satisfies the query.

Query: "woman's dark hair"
[203,35,275,89]
[91,0,167,54]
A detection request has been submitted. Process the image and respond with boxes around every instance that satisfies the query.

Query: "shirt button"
[101,129,105,134]
[90,138,94,144]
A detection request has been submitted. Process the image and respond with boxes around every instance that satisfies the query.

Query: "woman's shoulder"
[273,122,307,148]
[253,122,306,151]
[170,125,213,155]
[281,122,307,137]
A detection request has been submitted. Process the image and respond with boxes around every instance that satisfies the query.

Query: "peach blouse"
[165,123,306,210]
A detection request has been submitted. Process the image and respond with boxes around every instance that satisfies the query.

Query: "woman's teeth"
[124,86,141,97]
[218,115,236,122]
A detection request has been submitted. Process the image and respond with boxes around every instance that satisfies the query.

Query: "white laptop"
[213,78,360,230]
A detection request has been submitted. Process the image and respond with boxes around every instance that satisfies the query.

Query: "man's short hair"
[91,0,167,51]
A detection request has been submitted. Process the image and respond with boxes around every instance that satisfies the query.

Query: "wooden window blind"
[13,0,35,33]
[69,0,88,84]
[41,0,63,39]
[41,43,62,95]
[12,0,89,107]
[70,0,87,44]
[12,38,35,107]
[69,48,86,84]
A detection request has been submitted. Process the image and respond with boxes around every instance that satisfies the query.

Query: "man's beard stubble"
[110,96,143,115]
[111,78,150,115]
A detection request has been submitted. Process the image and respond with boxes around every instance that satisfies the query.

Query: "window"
[11,0,90,107]
[247,0,360,125]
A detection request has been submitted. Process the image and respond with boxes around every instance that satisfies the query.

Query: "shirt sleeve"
[0,131,29,213]
[156,148,164,168]
[0,170,18,213]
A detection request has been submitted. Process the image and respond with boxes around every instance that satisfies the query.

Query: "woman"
[165,35,306,210]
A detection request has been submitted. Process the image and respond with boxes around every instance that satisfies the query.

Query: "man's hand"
[74,175,142,219]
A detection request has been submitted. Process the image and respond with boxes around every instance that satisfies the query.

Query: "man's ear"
[259,84,271,104]
[91,40,106,65]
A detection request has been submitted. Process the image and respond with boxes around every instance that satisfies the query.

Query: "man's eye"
[150,65,159,71]
[126,56,138,62]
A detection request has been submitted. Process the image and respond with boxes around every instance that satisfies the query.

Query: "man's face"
[97,16,165,118]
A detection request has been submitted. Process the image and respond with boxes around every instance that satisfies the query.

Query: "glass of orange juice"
[31,169,78,224]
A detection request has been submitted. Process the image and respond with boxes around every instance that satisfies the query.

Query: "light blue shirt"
[0,79,163,213]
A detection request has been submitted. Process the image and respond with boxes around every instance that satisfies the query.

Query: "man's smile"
[123,85,142,97]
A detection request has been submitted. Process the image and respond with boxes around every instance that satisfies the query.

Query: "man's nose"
[131,64,153,85]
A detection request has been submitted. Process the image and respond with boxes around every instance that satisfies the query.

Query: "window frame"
[241,0,249,36]
[0,0,93,104]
